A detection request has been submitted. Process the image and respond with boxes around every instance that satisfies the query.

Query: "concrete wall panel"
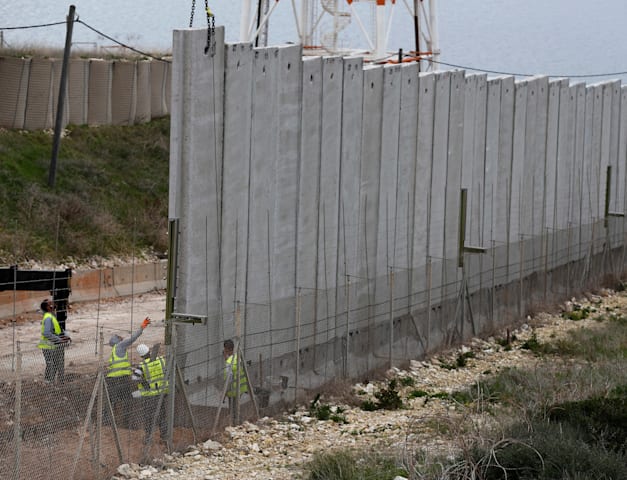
[395,63,419,312]
[88,59,112,126]
[150,60,169,117]
[317,57,343,340]
[246,46,280,344]
[68,58,89,125]
[169,27,225,319]
[494,77,514,285]
[271,45,303,355]
[221,43,254,322]
[24,58,55,130]
[111,61,137,125]
[297,57,323,350]
[556,80,575,231]
[336,57,363,345]
[0,57,30,129]
[621,87,627,234]
[135,61,152,123]
[375,65,403,323]
[411,73,434,307]
[572,83,587,259]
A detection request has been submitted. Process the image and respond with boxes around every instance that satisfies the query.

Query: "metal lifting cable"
[190,0,216,56]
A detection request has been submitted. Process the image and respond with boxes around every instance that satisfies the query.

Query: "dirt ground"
[0,290,181,479]
[0,290,167,371]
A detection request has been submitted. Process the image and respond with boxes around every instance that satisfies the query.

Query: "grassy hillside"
[0,118,170,265]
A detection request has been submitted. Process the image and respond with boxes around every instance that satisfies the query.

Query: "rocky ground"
[109,289,620,480]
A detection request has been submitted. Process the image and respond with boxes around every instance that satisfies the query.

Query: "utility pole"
[49,4,75,188]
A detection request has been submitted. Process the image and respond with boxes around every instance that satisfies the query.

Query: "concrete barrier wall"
[0,260,167,319]
[0,56,171,130]
[170,28,626,408]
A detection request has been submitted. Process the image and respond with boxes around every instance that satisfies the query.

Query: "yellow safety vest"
[225,354,248,397]
[138,357,169,397]
[107,345,131,378]
[38,312,61,349]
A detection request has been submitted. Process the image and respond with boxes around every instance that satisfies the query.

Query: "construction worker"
[132,343,169,443]
[223,339,248,425]
[106,316,151,427]
[38,298,70,383]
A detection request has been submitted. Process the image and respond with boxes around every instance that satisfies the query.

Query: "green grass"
[308,314,627,480]
[0,119,170,264]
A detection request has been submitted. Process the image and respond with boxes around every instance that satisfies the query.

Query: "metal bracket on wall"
[458,189,487,268]
[604,166,625,228]
[171,313,207,325]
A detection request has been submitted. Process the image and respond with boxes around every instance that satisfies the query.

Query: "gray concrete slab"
[336,57,364,342]
[396,62,420,314]
[221,43,254,321]
[412,73,434,293]
[297,57,323,350]
[621,87,627,235]
[572,83,587,259]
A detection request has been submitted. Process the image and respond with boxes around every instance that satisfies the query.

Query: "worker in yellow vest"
[106,316,150,427]
[223,339,248,425]
[132,343,169,443]
[38,298,70,383]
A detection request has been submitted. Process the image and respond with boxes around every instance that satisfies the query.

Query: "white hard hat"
[137,344,149,356]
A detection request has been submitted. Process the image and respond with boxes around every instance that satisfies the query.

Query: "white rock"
[116,464,135,478]
[202,439,222,451]
[249,442,261,452]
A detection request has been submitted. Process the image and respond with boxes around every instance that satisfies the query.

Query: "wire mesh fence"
[0,226,626,479]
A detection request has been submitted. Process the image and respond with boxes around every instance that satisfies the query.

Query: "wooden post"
[49,4,75,188]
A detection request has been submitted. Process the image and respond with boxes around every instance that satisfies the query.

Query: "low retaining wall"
[0,260,167,319]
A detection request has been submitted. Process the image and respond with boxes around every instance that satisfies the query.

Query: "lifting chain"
[205,0,215,56]
[189,0,216,56]
[189,0,196,28]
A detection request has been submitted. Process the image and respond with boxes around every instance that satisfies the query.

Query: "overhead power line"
[75,19,171,63]
[0,20,67,30]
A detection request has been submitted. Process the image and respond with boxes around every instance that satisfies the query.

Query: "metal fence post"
[13,341,22,480]
[295,287,301,401]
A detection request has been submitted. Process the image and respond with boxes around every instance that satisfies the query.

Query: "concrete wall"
[0,260,167,319]
[0,57,171,130]
[169,28,627,408]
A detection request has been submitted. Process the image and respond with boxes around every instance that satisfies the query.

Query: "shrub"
[359,379,403,411]
[306,449,407,480]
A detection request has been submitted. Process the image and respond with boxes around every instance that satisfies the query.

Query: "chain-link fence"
[0,223,625,479]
